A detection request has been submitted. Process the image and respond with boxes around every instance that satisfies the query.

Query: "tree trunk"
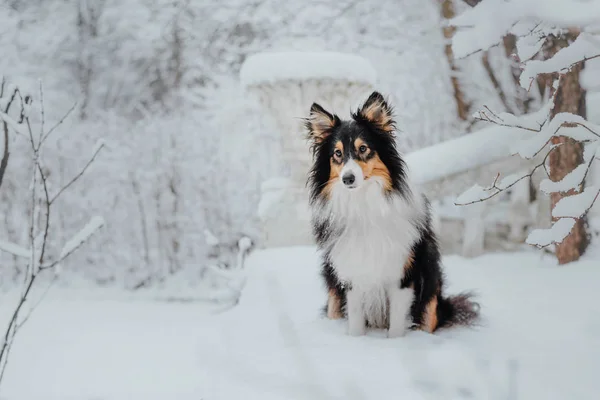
[546,33,589,264]
[441,0,469,121]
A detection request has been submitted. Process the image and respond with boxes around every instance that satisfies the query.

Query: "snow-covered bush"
[451,0,600,263]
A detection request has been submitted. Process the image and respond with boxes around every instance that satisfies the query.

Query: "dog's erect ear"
[355,91,395,134]
[305,103,339,144]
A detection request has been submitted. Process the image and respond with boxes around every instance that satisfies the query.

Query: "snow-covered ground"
[2,246,600,400]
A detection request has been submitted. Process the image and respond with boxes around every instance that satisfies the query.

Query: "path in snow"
[1,247,600,400]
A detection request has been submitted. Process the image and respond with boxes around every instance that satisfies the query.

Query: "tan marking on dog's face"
[421,296,439,333]
[354,138,392,192]
[323,141,344,198]
[327,289,343,319]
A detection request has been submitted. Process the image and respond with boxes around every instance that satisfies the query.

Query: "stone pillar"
[240,52,376,247]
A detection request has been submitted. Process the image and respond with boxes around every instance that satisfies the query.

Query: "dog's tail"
[437,291,480,329]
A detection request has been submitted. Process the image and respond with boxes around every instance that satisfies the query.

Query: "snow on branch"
[0,240,30,259]
[552,186,600,218]
[520,34,600,90]
[540,142,599,194]
[450,0,600,58]
[59,217,105,260]
[526,218,576,248]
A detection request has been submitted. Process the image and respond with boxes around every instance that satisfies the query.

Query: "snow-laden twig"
[526,218,576,248]
[0,240,30,258]
[454,144,558,206]
[59,216,105,260]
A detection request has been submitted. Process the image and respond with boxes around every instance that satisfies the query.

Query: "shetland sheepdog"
[304,91,479,337]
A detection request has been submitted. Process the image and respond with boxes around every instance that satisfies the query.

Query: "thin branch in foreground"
[49,141,104,204]
[454,145,558,206]
[38,81,45,146]
[40,101,78,147]
[0,81,103,387]
[37,163,51,266]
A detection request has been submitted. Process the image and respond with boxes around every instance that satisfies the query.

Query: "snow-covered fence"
[240,52,376,247]
[406,124,546,257]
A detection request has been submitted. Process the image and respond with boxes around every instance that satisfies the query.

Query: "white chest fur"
[314,178,425,334]
[325,179,422,287]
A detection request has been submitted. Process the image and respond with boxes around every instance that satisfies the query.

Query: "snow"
[257,178,292,219]
[513,21,551,61]
[526,218,576,247]
[513,112,600,159]
[240,52,378,87]
[58,216,105,259]
[238,236,252,253]
[451,0,600,59]
[0,110,26,137]
[0,239,29,259]
[451,0,515,59]
[540,142,599,194]
[520,33,600,89]
[2,246,600,399]
[405,124,533,186]
[203,229,220,246]
[455,173,524,205]
[552,186,600,218]
[455,184,495,205]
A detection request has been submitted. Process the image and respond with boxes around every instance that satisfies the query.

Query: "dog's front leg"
[346,288,366,336]
[387,285,414,338]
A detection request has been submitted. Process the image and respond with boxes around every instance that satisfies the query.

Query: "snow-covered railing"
[406,124,546,257]
[241,52,376,247]
[406,124,540,198]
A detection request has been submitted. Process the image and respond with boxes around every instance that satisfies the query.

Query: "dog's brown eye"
[334,149,343,158]
[359,145,368,153]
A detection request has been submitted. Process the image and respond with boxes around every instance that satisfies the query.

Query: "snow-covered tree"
[451,0,600,264]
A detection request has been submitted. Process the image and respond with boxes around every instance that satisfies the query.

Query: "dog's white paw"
[387,323,409,338]
[387,286,414,338]
[348,323,366,336]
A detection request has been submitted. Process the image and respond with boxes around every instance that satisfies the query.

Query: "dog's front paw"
[347,314,366,336]
[348,323,366,336]
[387,325,408,338]
[388,318,411,338]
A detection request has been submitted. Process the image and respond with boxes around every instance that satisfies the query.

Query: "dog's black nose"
[342,173,355,186]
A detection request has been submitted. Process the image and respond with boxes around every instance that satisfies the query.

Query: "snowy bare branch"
[0,80,104,385]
